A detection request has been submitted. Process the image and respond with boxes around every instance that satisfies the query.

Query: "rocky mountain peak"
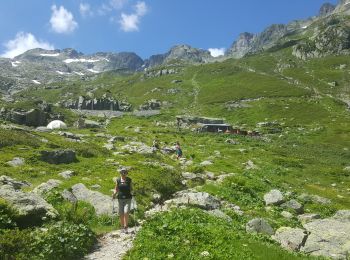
[226,32,255,58]
[319,3,336,16]
[62,48,82,58]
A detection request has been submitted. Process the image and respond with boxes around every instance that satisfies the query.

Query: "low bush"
[0,129,40,148]
[0,222,95,260]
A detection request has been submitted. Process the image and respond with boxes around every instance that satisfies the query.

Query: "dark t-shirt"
[117,177,132,199]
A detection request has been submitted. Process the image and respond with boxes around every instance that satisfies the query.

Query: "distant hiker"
[113,168,132,233]
[152,138,160,149]
[175,141,183,159]
[176,117,181,131]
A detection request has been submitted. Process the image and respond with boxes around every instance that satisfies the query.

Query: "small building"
[198,123,232,133]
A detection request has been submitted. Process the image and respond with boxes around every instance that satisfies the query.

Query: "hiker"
[113,168,132,233]
[176,117,181,131]
[175,141,183,159]
[152,138,160,149]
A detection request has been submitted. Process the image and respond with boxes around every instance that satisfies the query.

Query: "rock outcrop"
[32,179,62,195]
[71,183,114,216]
[301,210,350,259]
[264,189,284,205]
[273,210,350,259]
[293,18,350,60]
[0,176,58,223]
[40,149,77,164]
[273,227,308,251]
[246,218,274,235]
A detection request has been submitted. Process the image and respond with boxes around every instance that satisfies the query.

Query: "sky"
[0,0,339,59]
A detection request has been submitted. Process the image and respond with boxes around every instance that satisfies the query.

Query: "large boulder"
[0,176,58,223]
[273,227,308,251]
[165,190,221,210]
[2,108,48,127]
[297,213,321,224]
[301,210,350,259]
[121,142,156,155]
[0,175,31,189]
[281,199,304,214]
[32,179,62,195]
[6,157,25,167]
[71,183,114,216]
[263,189,284,205]
[40,149,77,164]
[246,218,274,235]
[298,193,331,205]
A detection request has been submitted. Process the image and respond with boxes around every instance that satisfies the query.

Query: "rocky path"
[85,226,141,260]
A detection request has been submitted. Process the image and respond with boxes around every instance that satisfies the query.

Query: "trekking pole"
[111,196,115,226]
[132,195,138,231]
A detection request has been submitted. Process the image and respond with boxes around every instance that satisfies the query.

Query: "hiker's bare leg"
[120,214,125,228]
[124,213,129,228]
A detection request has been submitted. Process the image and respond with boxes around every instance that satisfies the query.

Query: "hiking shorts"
[118,198,132,215]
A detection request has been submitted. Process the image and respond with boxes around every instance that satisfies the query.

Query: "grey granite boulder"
[6,157,25,167]
[165,190,221,210]
[33,179,62,195]
[71,183,114,216]
[40,149,77,164]
[246,218,274,235]
[273,227,308,251]
[264,189,284,205]
[0,177,58,222]
[281,199,304,214]
[61,189,77,203]
[207,209,232,222]
[301,210,350,259]
[58,170,75,179]
[0,175,30,189]
[297,213,321,224]
[298,193,331,205]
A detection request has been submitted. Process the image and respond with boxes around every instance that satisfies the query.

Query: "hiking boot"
[123,227,128,234]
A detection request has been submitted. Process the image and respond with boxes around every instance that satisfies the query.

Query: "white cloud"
[135,1,147,16]
[119,1,148,32]
[1,32,54,59]
[97,4,112,16]
[80,3,93,17]
[119,13,139,32]
[98,0,127,15]
[209,48,226,57]
[50,5,78,34]
[110,0,128,10]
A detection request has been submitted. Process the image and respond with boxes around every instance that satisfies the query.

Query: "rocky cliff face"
[226,1,350,59]
[226,33,255,59]
[293,16,350,60]
[145,45,213,67]
[226,24,288,58]
[319,3,336,16]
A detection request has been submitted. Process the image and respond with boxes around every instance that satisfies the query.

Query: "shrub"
[0,129,40,148]
[30,222,96,260]
[0,199,18,229]
[0,229,32,260]
[0,222,95,260]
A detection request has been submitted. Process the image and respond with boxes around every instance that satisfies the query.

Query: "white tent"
[47,120,67,130]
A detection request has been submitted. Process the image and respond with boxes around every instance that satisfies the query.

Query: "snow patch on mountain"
[40,53,60,57]
[64,58,100,64]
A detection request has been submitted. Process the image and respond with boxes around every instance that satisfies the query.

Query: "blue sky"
[0,0,338,59]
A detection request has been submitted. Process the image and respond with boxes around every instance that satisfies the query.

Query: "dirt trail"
[85,226,140,260]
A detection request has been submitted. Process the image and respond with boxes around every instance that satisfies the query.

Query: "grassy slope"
[1,40,350,259]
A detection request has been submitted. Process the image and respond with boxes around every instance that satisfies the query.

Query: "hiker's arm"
[113,183,118,196]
